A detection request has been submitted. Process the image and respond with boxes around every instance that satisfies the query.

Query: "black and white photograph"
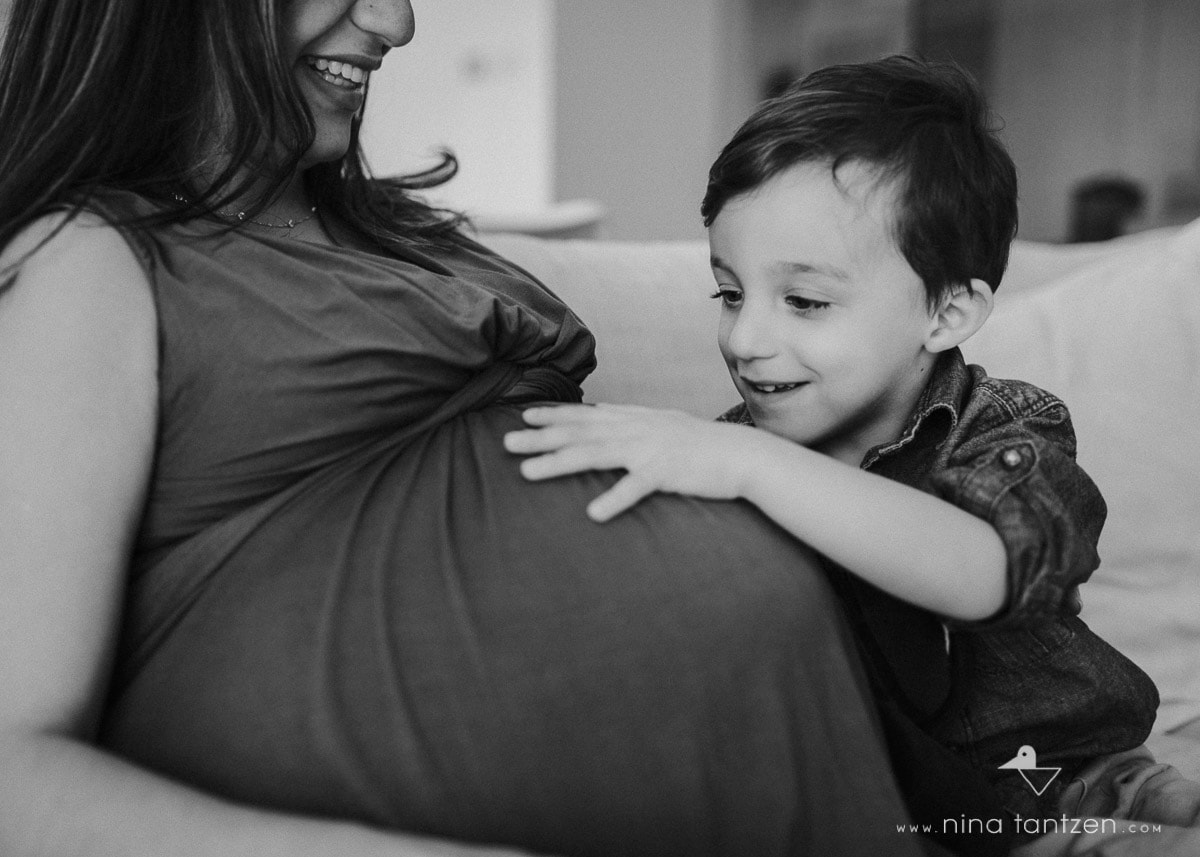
[1,1,1198,855]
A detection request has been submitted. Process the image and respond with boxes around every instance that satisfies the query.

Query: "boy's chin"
[745,408,810,445]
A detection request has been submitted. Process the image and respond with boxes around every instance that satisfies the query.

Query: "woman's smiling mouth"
[306,56,370,89]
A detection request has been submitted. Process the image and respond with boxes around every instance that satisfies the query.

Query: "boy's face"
[709,161,942,466]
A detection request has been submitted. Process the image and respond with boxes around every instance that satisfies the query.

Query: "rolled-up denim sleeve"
[928,390,1106,630]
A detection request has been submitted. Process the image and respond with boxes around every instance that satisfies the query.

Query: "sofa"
[482,222,1200,784]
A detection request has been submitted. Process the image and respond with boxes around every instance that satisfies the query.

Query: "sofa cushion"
[1001,227,1180,296]
[965,220,1200,737]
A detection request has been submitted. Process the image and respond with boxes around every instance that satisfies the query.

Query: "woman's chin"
[300,135,352,170]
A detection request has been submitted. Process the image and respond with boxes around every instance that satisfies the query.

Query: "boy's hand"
[503,404,767,522]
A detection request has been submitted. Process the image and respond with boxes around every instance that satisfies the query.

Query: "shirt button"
[1001,448,1023,469]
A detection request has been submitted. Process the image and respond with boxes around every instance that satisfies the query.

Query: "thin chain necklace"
[171,192,318,229]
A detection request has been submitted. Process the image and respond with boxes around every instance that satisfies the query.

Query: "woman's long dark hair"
[0,0,464,260]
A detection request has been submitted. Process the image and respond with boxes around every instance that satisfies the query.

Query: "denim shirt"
[719,348,1158,814]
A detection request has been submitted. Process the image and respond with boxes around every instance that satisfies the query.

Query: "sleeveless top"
[90,192,925,857]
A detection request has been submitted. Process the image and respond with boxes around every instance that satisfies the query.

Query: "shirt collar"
[860,347,970,468]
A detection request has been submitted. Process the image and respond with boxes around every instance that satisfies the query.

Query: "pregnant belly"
[100,405,912,857]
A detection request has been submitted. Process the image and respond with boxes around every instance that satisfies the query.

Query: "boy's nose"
[722,304,780,362]
[352,0,415,49]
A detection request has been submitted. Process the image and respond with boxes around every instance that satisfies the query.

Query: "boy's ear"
[925,278,994,353]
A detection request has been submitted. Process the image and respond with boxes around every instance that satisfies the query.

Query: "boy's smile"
[709,161,945,466]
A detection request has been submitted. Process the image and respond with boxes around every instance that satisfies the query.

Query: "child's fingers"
[503,423,613,454]
[520,404,598,426]
[503,426,572,454]
[586,474,655,522]
[506,408,629,453]
[517,445,626,481]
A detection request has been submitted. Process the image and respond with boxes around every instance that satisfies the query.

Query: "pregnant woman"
[0,1,927,855]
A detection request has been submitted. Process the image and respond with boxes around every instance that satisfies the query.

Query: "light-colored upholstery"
[483,223,1200,779]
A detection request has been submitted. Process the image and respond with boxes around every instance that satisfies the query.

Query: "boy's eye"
[786,295,830,314]
[709,288,743,307]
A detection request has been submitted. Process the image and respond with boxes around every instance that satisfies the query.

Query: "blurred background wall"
[987,0,1200,240]
[3,0,1192,241]
[360,1,558,225]
[362,0,757,240]
[357,0,1200,243]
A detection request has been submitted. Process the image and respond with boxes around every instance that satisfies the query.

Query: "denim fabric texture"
[719,348,1159,817]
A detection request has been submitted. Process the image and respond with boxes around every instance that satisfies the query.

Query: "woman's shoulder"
[1,210,157,355]
[3,208,151,291]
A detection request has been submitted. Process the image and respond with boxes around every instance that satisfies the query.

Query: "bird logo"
[998,745,1062,796]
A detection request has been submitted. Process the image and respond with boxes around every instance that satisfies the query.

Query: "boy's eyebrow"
[772,260,851,281]
[710,254,850,281]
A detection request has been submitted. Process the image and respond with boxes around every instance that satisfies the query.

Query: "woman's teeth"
[751,382,801,393]
[308,57,367,87]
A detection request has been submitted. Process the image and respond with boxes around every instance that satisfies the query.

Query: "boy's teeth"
[757,383,799,393]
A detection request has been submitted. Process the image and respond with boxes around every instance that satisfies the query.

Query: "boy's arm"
[505,403,1007,622]
[731,429,1009,622]
[923,392,1105,629]
[728,387,1106,630]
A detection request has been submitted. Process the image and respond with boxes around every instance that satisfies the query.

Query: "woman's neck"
[224,171,333,244]
[268,173,319,224]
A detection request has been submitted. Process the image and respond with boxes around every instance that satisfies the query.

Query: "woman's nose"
[351,0,415,49]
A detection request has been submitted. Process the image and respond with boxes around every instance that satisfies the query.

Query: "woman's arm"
[505,403,1007,622]
[0,216,533,857]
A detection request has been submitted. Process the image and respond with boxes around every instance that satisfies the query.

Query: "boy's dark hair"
[702,55,1018,307]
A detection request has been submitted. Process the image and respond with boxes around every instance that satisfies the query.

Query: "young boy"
[503,56,1163,826]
